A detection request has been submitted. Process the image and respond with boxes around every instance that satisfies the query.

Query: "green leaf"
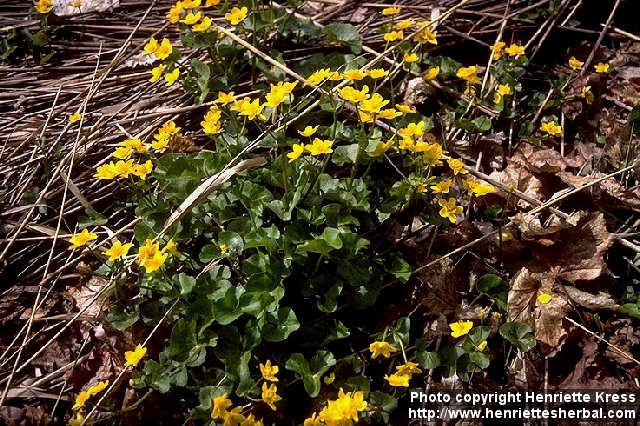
[620,303,640,319]
[323,23,362,53]
[262,307,300,342]
[476,274,504,293]
[191,58,210,104]
[499,321,536,352]
[322,227,343,249]
[389,255,411,283]
[472,115,492,132]
[416,351,440,369]
[286,351,335,397]
[177,273,196,296]
[106,304,139,331]
[168,318,197,361]
[332,144,359,165]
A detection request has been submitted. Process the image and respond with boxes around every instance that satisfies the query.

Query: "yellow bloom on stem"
[449,320,473,338]
[192,16,212,32]
[422,143,445,166]
[367,68,388,79]
[166,3,183,23]
[323,372,335,385]
[465,178,494,196]
[581,85,594,104]
[68,229,98,250]
[304,412,322,426]
[359,93,389,115]
[298,125,318,138]
[115,159,135,178]
[318,388,367,424]
[287,144,305,163]
[540,120,562,137]
[68,112,82,123]
[306,68,331,86]
[164,68,180,86]
[377,108,402,120]
[120,138,148,153]
[414,24,437,45]
[504,43,525,58]
[404,52,419,63]
[143,37,159,55]
[95,162,119,180]
[104,240,133,261]
[395,18,414,30]
[396,361,422,376]
[201,106,223,135]
[211,394,232,419]
[382,6,400,15]
[163,239,180,256]
[305,138,333,156]
[337,85,370,103]
[370,140,394,157]
[217,91,236,105]
[223,407,245,425]
[133,160,153,180]
[241,413,263,426]
[182,0,201,7]
[155,38,173,60]
[138,239,168,273]
[497,84,512,96]
[124,344,147,367]
[491,41,506,60]
[369,341,397,359]
[149,64,165,83]
[568,56,584,71]
[261,382,281,411]
[457,65,481,84]
[396,104,416,113]
[537,292,552,305]
[383,30,403,42]
[204,0,220,6]
[34,0,53,14]
[112,146,133,160]
[225,6,248,25]
[476,340,488,351]
[343,69,366,81]
[182,10,201,25]
[232,97,265,120]
[438,197,463,224]
[423,66,440,81]
[385,373,410,387]
[431,179,452,194]
[264,81,297,108]
[594,62,610,73]
[259,359,279,382]
[447,158,467,175]
[72,381,109,411]
[398,121,424,139]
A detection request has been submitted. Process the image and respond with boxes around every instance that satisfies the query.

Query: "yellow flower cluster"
[491,42,525,60]
[385,361,422,387]
[287,138,334,163]
[125,344,147,367]
[95,136,154,180]
[413,21,438,45]
[201,105,223,135]
[152,120,181,152]
[34,0,53,14]
[68,229,98,250]
[456,65,481,85]
[211,394,264,425]
[264,81,298,108]
[540,120,562,137]
[166,0,226,28]
[72,380,109,411]
[369,341,397,359]
[138,239,177,273]
[305,389,367,426]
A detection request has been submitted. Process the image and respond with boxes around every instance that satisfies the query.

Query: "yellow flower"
[104,240,133,261]
[413,24,437,45]
[264,81,297,108]
[68,229,98,250]
[164,68,180,86]
[149,64,165,83]
[201,106,223,135]
[328,71,342,81]
[204,0,220,6]
[211,394,232,419]
[306,68,332,86]
[594,62,610,73]
[491,41,506,60]
[457,65,481,84]
[497,84,512,96]
[384,373,410,387]
[404,52,419,63]
[112,146,133,160]
[431,179,452,194]
[120,138,148,153]
[318,389,367,424]
[581,85,594,104]
[370,140,394,157]
[568,56,584,71]
[182,0,201,7]
[155,38,173,60]
[423,66,440,81]
[396,104,416,113]
[504,43,525,58]
[447,158,467,175]
[367,68,388,79]
[225,6,248,25]
[166,3,184,24]
[113,159,135,178]
[369,341,397,359]
[261,382,281,411]
[422,143,445,166]
[540,120,562,137]
[377,108,402,120]
[438,197,463,224]
[395,18,414,30]
[71,381,108,411]
[232,97,265,121]
[138,239,168,273]
[343,69,366,81]
[133,160,153,180]
[323,372,335,385]
[383,30,403,42]
[449,320,473,338]
[398,121,424,140]
[305,138,333,156]
[68,112,82,123]
[465,178,494,196]
[475,340,488,351]
[359,93,389,115]
[143,37,159,55]
[95,162,119,180]
[537,292,552,305]
[337,85,370,103]
[152,120,180,152]
[163,239,180,256]
[287,143,305,163]
[259,359,279,382]
[34,0,54,14]
[304,412,322,426]
[192,16,212,32]
[382,6,400,15]
[298,125,318,138]
[182,10,202,25]
[124,344,147,367]
[219,243,229,254]
[241,413,263,426]
[217,91,236,105]
[395,361,422,376]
